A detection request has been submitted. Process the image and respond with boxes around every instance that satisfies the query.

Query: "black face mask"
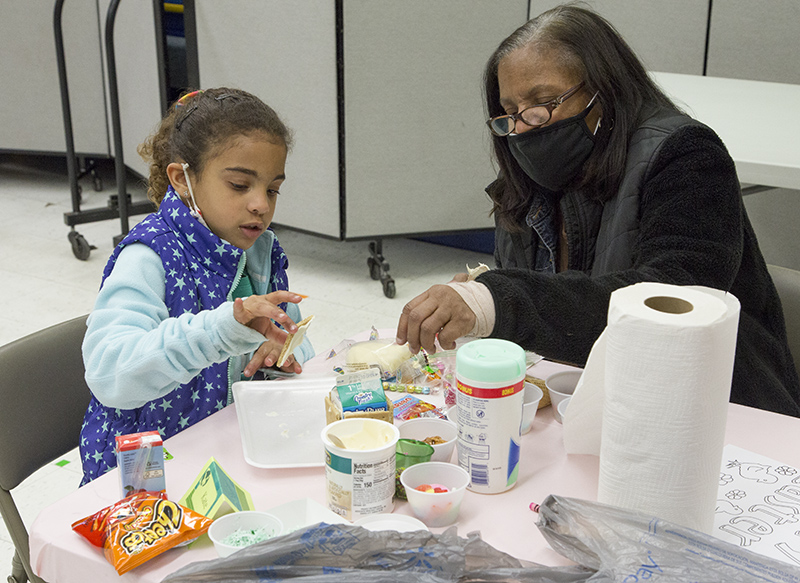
[508,98,599,192]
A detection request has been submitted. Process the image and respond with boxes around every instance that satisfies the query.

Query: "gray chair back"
[0,315,91,583]
[767,264,800,376]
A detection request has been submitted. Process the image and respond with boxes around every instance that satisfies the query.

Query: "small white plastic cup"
[398,417,457,462]
[400,461,470,527]
[521,382,544,434]
[545,370,582,421]
[208,511,283,558]
[556,396,572,424]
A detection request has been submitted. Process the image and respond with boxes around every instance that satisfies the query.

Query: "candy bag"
[391,395,446,421]
[72,491,212,575]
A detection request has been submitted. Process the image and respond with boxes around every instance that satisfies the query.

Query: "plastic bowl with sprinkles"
[208,511,283,557]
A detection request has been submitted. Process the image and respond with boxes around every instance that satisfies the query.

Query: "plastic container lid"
[456,339,526,383]
[232,377,335,468]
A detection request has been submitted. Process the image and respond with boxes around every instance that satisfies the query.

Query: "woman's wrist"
[446,280,495,337]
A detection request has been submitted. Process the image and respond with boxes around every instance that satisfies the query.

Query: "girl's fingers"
[239,296,298,332]
[262,323,289,346]
[265,290,304,305]
[244,341,283,376]
[278,354,300,373]
[244,350,265,378]
[233,297,248,325]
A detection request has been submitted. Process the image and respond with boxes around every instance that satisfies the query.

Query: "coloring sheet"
[714,444,800,566]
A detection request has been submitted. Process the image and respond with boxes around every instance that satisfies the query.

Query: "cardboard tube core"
[643,295,694,314]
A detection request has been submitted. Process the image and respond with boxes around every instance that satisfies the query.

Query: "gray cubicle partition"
[706,0,800,84]
[1,0,109,156]
[193,0,341,238]
[1,1,162,175]
[527,0,710,74]
[192,0,526,241]
[704,0,800,270]
[2,0,163,259]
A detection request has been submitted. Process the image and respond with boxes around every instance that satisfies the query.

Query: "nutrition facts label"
[326,450,394,520]
[352,458,393,505]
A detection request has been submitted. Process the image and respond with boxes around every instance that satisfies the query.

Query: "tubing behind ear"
[181,163,202,220]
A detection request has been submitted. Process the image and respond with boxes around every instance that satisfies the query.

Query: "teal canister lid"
[456,339,526,384]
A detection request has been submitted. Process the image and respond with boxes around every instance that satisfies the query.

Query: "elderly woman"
[396,5,800,417]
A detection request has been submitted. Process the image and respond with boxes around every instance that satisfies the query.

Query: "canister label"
[456,379,524,399]
[456,379,523,494]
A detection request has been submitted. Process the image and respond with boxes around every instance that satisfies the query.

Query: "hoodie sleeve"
[83,243,268,409]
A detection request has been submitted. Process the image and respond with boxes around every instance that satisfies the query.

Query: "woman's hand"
[396,284,476,353]
[244,339,302,377]
[232,291,303,344]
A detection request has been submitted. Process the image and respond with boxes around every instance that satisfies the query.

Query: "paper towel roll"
[563,283,740,533]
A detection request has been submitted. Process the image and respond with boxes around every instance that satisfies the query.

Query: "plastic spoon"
[328,433,346,448]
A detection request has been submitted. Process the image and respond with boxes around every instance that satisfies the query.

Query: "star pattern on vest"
[79,189,239,485]
[78,188,293,486]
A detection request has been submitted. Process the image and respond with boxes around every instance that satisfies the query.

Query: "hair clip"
[175,101,199,130]
[214,93,238,102]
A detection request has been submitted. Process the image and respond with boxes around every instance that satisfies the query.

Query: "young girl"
[79,88,314,484]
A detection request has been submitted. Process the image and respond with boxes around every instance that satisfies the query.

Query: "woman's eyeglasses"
[486,81,586,137]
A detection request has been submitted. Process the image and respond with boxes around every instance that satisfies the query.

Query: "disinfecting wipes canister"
[456,339,526,494]
[321,418,399,521]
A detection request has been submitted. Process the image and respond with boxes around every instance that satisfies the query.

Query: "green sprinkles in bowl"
[221,525,278,547]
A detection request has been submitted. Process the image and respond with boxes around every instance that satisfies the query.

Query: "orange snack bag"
[72,491,212,575]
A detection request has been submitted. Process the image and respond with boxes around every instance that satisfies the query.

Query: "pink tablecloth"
[29,349,800,582]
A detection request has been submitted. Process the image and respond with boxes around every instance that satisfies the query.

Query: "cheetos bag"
[72,491,212,574]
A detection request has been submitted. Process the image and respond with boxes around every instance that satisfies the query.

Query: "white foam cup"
[521,382,544,434]
[545,370,582,420]
[556,396,572,424]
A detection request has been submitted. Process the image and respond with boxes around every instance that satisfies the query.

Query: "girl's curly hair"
[137,87,293,206]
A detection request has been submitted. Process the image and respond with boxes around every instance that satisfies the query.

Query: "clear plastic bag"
[161,522,590,583]
[162,496,800,582]
[536,495,800,582]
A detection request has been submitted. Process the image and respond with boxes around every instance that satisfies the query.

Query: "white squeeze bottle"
[455,339,526,494]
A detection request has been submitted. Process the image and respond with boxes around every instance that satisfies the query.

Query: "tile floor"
[0,154,493,574]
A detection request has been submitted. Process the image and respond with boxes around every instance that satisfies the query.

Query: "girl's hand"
[244,339,303,377]
[232,291,303,343]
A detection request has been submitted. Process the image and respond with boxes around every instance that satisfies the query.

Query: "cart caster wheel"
[68,231,95,261]
[382,279,396,298]
[368,257,381,280]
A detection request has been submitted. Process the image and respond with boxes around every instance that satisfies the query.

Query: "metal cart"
[54,0,164,259]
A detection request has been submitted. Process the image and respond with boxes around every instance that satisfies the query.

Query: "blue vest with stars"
[79,187,289,485]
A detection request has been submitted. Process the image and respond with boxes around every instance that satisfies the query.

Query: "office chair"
[0,315,92,583]
[768,264,800,376]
